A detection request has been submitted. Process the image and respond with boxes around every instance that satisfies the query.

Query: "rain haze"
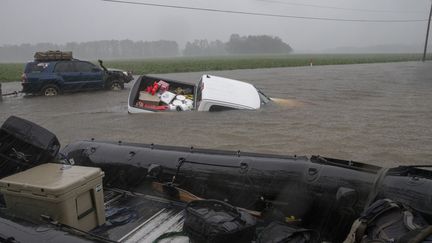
[1,0,431,53]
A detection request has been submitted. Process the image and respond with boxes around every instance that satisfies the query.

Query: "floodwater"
[1,61,431,167]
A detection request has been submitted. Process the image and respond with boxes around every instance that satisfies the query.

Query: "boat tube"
[61,140,432,241]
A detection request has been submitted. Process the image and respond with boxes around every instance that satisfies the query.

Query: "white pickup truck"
[128,74,271,113]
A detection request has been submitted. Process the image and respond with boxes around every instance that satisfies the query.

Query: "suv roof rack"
[34,51,73,61]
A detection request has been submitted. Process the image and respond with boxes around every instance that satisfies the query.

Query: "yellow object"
[174,87,185,94]
[285,215,300,222]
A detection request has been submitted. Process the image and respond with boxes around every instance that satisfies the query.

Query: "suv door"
[54,61,78,91]
[54,61,104,91]
[74,61,104,90]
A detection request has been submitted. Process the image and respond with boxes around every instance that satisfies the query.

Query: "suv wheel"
[110,80,124,91]
[41,85,59,96]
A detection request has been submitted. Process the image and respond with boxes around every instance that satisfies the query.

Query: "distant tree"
[208,40,227,56]
[183,39,227,56]
[0,40,180,62]
[225,34,293,54]
[153,40,179,57]
[184,40,209,56]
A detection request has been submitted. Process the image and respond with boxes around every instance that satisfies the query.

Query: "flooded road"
[1,61,431,167]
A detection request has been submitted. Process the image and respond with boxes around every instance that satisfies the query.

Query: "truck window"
[209,105,236,112]
[257,88,271,104]
[54,62,75,72]
[25,62,49,73]
[75,62,95,72]
[195,79,203,108]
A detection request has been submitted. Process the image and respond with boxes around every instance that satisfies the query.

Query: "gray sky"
[1,0,431,52]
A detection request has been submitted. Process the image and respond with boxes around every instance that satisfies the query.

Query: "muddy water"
[1,62,431,167]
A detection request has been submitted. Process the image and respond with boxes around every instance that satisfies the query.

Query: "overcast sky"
[1,0,431,52]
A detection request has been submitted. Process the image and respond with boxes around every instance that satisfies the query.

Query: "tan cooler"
[0,163,105,231]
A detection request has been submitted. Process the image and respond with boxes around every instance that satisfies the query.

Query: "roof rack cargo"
[34,50,73,61]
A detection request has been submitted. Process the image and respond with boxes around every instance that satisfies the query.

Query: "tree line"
[0,40,179,62]
[184,34,293,56]
[0,34,293,62]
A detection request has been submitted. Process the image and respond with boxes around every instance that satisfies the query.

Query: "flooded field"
[1,61,431,167]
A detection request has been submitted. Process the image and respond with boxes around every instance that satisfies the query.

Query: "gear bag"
[183,199,256,243]
[344,198,431,243]
[34,50,72,61]
[256,221,319,243]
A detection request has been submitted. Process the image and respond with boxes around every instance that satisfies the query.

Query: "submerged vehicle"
[21,51,126,96]
[128,74,271,113]
[0,116,431,243]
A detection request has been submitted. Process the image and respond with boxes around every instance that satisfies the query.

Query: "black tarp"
[0,116,60,177]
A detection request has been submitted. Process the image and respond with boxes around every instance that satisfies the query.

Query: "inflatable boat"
[0,116,431,242]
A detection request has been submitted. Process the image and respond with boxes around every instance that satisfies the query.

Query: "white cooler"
[0,163,105,231]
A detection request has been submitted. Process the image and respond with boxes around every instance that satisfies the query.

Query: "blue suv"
[21,59,125,96]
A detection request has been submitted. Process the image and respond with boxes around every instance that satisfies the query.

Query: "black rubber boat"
[1,116,431,243]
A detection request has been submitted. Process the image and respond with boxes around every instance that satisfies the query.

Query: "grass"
[0,63,25,82]
[1,53,430,82]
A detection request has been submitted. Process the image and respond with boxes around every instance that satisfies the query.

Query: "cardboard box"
[139,91,160,105]
[158,80,170,93]
[0,163,105,231]
[160,91,176,105]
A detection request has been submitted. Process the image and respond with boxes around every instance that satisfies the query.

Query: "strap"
[364,168,390,211]
[355,220,369,243]
[398,225,432,243]
[152,231,188,243]
[188,199,241,218]
[403,211,423,231]
[343,219,362,243]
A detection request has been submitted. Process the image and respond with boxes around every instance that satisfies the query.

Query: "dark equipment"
[350,199,431,243]
[183,199,256,243]
[0,116,60,178]
[256,221,319,243]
